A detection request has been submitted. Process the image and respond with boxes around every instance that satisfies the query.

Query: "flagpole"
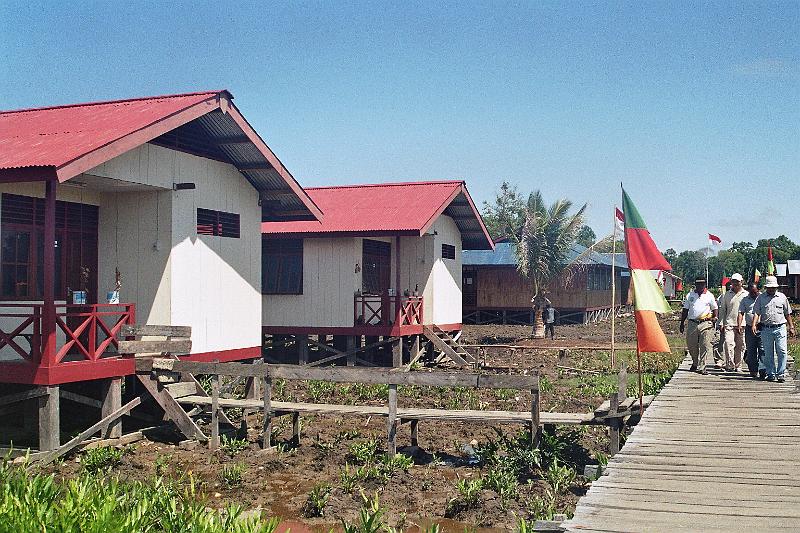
[637,347,643,413]
[705,237,710,282]
[611,210,617,370]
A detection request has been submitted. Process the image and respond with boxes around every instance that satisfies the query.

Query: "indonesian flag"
[622,189,672,353]
[615,208,625,233]
[709,233,722,245]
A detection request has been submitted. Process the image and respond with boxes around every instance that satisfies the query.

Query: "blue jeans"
[761,325,788,378]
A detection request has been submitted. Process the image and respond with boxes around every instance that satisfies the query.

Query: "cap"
[764,276,779,288]
[694,278,707,284]
[730,273,743,282]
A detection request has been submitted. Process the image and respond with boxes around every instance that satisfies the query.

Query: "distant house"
[776,262,799,300]
[462,241,630,325]
[260,180,492,362]
[656,270,682,299]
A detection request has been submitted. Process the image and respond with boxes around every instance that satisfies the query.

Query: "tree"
[672,250,706,284]
[481,181,526,241]
[514,190,587,338]
[662,248,678,269]
[575,225,597,248]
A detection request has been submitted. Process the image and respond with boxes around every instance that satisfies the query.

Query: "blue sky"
[2,1,797,251]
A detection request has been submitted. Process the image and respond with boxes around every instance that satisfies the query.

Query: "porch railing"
[0,303,135,365]
[354,295,423,327]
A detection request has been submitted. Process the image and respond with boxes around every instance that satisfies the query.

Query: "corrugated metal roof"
[261,180,493,250]
[0,90,323,221]
[0,91,220,169]
[463,241,630,268]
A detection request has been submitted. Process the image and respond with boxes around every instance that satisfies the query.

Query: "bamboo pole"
[611,210,618,369]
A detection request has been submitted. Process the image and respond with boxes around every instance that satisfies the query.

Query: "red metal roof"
[262,180,494,250]
[0,91,220,172]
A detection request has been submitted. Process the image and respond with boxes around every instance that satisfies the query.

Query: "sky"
[1,1,798,251]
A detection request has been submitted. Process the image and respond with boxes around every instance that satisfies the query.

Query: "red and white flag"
[708,233,722,245]
[615,208,625,233]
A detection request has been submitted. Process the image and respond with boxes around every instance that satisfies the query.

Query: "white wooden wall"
[263,214,464,329]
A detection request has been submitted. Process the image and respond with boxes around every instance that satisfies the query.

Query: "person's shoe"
[700,369,709,375]
[689,365,698,372]
[777,376,786,383]
[749,372,758,379]
[758,371,767,380]
[766,375,776,382]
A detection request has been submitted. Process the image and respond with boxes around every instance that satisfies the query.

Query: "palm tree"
[514,191,587,338]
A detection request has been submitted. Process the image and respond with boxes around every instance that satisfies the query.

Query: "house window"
[0,194,97,300]
[262,238,303,294]
[442,244,456,260]
[197,208,240,238]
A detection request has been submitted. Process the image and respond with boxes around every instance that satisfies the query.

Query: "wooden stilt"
[387,384,398,456]
[292,412,300,446]
[411,335,420,362]
[262,374,272,448]
[410,419,419,447]
[101,377,123,438]
[392,338,403,367]
[210,373,220,450]
[346,336,356,367]
[297,334,309,365]
[531,384,540,449]
[38,385,60,451]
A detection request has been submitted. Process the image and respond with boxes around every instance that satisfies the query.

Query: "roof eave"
[418,182,494,250]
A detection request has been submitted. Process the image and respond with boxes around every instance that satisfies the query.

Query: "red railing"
[354,295,423,327]
[0,303,135,365]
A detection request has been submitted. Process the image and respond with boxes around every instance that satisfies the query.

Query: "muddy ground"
[42,314,688,532]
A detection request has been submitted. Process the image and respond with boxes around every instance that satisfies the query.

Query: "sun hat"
[764,276,779,288]
[730,273,743,282]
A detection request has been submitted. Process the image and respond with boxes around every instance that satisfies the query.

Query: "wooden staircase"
[422,326,477,367]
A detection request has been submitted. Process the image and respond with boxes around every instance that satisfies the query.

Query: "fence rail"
[354,294,423,327]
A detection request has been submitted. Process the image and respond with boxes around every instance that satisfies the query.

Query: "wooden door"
[463,268,477,307]
[362,239,391,295]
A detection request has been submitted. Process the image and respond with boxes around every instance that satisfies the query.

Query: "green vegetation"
[0,457,278,532]
[221,435,250,457]
[81,446,124,473]
[302,482,332,517]
[339,446,414,493]
[220,462,246,487]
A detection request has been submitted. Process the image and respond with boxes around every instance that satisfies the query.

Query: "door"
[463,268,477,307]
[362,239,391,295]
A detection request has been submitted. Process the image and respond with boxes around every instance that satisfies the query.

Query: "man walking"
[718,273,747,371]
[680,278,718,374]
[738,281,765,379]
[752,276,795,382]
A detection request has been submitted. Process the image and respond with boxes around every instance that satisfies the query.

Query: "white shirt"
[683,289,718,320]
[719,289,747,327]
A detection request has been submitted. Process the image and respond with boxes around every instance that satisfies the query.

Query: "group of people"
[679,275,795,381]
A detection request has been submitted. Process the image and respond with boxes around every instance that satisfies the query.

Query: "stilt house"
[261,181,493,365]
[0,90,322,449]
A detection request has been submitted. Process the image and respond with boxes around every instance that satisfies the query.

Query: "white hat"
[730,273,743,282]
[764,276,779,288]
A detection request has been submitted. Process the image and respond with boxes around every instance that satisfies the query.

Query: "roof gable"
[0,90,322,221]
[262,180,493,250]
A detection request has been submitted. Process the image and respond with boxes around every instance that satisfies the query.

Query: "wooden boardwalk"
[564,357,800,532]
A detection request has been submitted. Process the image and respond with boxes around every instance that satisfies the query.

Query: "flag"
[754,269,761,283]
[614,208,625,233]
[767,246,775,276]
[622,189,672,353]
[709,233,722,244]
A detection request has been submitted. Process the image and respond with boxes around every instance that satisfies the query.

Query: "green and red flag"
[622,189,672,353]
[767,246,775,276]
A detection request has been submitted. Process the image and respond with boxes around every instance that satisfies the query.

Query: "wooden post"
[38,385,60,451]
[346,335,356,367]
[101,377,123,438]
[392,338,403,368]
[558,349,568,364]
[210,372,220,450]
[608,392,620,455]
[297,334,309,365]
[531,382,541,449]
[410,420,419,447]
[394,236,401,320]
[292,412,300,446]
[387,384,398,456]
[41,180,57,366]
[411,335,420,363]
[263,373,272,448]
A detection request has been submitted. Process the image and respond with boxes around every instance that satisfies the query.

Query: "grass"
[1,456,278,532]
[221,435,250,457]
[81,446,124,473]
[302,482,332,517]
[220,462,246,487]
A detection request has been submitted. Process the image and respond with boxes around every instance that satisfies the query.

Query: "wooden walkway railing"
[564,356,800,532]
